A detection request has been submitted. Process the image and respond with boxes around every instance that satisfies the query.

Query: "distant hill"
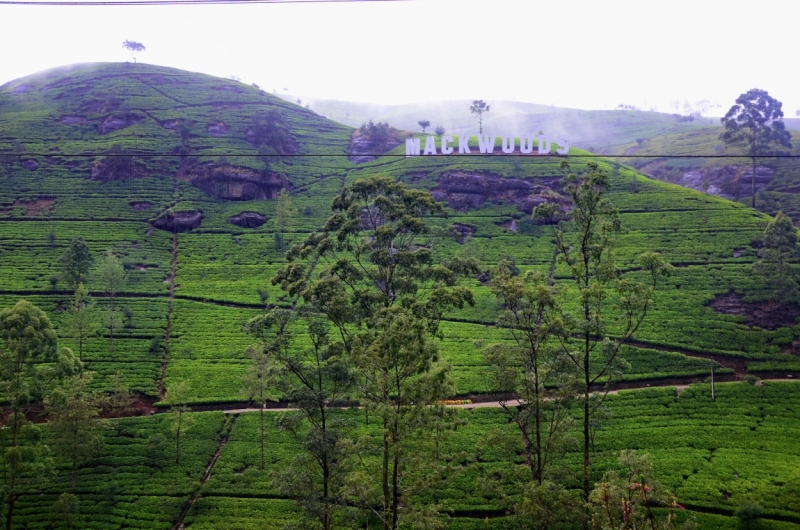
[282,95,741,153]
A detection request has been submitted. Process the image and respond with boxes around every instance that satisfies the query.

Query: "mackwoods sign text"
[405,134,569,157]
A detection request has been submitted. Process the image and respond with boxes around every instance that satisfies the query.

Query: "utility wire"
[0,0,403,5]
[4,153,800,158]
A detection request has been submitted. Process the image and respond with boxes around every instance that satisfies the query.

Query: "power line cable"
[0,0,403,5]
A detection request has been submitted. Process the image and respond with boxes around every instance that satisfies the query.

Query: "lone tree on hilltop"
[434,125,445,136]
[418,120,430,133]
[720,89,792,208]
[470,99,490,134]
[122,40,145,63]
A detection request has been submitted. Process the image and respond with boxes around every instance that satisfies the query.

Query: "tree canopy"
[470,99,490,134]
[720,89,792,207]
[121,40,145,63]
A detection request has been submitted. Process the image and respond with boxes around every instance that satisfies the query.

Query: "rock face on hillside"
[153,210,202,232]
[431,172,571,216]
[228,212,267,228]
[349,134,402,163]
[451,223,476,244]
[99,114,141,134]
[191,166,291,200]
[708,291,800,330]
[649,165,775,201]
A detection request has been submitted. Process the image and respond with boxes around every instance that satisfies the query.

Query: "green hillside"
[1,63,800,529]
[609,127,800,222]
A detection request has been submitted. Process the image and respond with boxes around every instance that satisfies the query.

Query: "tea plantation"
[1,63,799,528]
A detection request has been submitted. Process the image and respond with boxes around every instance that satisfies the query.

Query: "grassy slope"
[609,127,800,222]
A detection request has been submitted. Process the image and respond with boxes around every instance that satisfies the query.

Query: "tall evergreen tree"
[61,283,100,361]
[58,238,93,290]
[720,89,792,208]
[46,372,105,493]
[0,300,60,530]
[484,260,575,485]
[536,161,672,525]
[98,250,127,353]
[274,175,478,529]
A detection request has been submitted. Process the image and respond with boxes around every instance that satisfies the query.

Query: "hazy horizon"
[1,0,798,117]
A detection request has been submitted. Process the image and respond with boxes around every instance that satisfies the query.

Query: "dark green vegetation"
[1,63,800,528]
[2,382,797,528]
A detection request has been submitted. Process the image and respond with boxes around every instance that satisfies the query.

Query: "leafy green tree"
[590,451,694,530]
[61,284,100,361]
[251,110,293,155]
[753,211,798,303]
[92,145,146,181]
[470,100,490,134]
[358,121,396,151]
[720,89,792,208]
[274,175,477,529]
[418,120,430,133]
[0,300,60,530]
[107,371,133,415]
[484,260,575,485]
[50,492,80,530]
[535,161,672,520]
[516,480,584,530]
[58,238,93,290]
[166,381,194,465]
[241,310,290,470]
[121,40,145,62]
[98,250,127,353]
[46,372,105,493]
[735,500,763,530]
[434,125,445,136]
[246,308,356,530]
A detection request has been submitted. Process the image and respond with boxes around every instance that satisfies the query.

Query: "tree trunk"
[751,156,756,209]
[176,411,181,465]
[582,334,591,530]
[391,452,399,530]
[534,366,543,485]
[260,404,265,470]
[382,420,390,530]
[5,494,15,530]
[109,296,115,354]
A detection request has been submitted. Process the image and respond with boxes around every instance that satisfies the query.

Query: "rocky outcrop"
[651,165,775,201]
[21,159,39,171]
[153,210,202,232]
[431,172,570,216]
[451,223,476,244]
[191,165,291,200]
[99,114,141,134]
[228,212,267,228]
[708,291,800,330]
[349,135,402,164]
[60,116,87,125]
[207,122,228,137]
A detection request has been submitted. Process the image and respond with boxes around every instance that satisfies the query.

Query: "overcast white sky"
[0,0,797,115]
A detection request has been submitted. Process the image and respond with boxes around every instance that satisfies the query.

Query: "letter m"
[405,138,421,157]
